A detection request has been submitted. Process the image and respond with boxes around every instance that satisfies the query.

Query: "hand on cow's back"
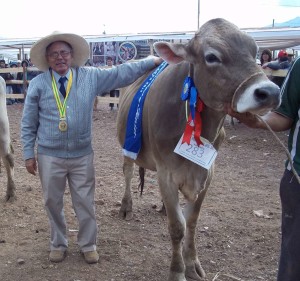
[145,55,164,67]
[153,56,164,67]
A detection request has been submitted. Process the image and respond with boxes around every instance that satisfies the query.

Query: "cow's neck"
[200,106,225,147]
[188,63,226,146]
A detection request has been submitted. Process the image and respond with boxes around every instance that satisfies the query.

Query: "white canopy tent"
[245,27,300,51]
[0,26,300,61]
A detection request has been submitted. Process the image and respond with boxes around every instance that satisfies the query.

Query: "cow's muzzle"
[231,72,281,115]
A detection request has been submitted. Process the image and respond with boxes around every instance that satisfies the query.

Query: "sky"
[1,0,300,39]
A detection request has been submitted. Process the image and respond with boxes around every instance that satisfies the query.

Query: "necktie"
[59,76,67,98]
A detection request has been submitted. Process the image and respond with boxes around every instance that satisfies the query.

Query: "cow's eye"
[205,53,220,64]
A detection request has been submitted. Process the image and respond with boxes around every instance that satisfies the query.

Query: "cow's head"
[154,18,280,115]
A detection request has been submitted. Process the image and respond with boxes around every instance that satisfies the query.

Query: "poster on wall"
[92,42,119,66]
[92,41,138,66]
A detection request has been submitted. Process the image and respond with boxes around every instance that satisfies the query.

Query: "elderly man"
[21,31,162,264]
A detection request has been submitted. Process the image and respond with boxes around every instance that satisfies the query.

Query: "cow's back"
[117,63,190,171]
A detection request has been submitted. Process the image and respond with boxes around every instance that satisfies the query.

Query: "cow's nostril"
[254,86,280,103]
[254,89,269,101]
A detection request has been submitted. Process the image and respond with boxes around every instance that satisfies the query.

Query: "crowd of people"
[0,58,41,105]
[258,48,295,88]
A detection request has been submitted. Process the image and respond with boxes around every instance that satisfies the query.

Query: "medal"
[59,119,68,131]
[51,70,73,133]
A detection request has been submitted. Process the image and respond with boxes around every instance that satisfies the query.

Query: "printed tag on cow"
[174,134,217,170]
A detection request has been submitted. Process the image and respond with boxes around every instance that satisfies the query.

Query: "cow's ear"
[153,42,187,64]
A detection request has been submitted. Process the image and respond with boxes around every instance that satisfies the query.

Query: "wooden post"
[22,64,27,99]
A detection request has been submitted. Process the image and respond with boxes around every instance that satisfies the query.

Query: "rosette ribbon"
[181,76,204,146]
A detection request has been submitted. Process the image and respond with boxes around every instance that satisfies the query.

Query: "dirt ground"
[0,102,288,281]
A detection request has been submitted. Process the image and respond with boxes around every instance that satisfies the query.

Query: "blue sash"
[123,61,168,159]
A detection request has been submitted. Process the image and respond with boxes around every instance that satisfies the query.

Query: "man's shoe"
[83,250,99,264]
[49,250,66,262]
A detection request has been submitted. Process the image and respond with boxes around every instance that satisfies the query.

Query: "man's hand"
[25,158,37,176]
[226,106,262,128]
[147,55,164,67]
[153,56,164,67]
[226,105,293,132]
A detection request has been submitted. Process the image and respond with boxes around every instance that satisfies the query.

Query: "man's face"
[0,61,5,68]
[46,41,73,75]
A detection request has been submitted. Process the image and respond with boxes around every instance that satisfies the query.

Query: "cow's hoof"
[157,202,167,216]
[118,210,133,220]
[168,272,187,281]
[185,263,205,280]
[5,194,16,202]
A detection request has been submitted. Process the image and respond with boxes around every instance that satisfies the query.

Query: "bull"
[0,76,16,201]
[116,18,280,281]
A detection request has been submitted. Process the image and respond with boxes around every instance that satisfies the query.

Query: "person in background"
[27,58,43,79]
[17,60,30,97]
[262,50,291,88]
[106,56,118,110]
[286,49,295,64]
[226,55,300,281]
[262,50,290,71]
[260,49,272,66]
[93,56,117,111]
[21,31,163,265]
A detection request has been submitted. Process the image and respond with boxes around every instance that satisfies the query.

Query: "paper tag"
[174,134,217,170]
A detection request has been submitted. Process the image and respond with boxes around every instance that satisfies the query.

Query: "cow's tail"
[138,166,145,196]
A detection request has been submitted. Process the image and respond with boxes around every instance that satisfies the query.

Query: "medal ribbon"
[51,71,73,119]
[181,76,204,146]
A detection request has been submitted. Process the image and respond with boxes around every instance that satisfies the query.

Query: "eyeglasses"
[47,50,71,59]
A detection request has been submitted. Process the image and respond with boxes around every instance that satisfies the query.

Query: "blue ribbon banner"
[181,76,198,121]
[123,61,168,160]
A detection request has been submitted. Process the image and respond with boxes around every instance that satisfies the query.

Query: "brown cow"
[117,18,280,281]
[0,76,16,201]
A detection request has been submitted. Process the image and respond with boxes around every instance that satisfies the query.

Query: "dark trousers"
[277,169,300,281]
[109,90,119,109]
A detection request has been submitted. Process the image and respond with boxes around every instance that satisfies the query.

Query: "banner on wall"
[92,41,141,66]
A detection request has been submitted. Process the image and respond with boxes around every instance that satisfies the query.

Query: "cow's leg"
[2,153,16,201]
[118,157,134,220]
[158,172,187,281]
[182,189,208,280]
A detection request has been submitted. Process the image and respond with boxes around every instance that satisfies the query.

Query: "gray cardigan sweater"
[21,59,155,160]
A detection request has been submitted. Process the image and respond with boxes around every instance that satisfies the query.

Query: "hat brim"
[30,32,90,71]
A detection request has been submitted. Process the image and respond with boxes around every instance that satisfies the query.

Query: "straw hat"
[30,31,90,71]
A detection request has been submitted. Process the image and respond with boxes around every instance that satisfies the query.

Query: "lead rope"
[232,72,266,110]
[184,64,193,121]
[256,114,300,184]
